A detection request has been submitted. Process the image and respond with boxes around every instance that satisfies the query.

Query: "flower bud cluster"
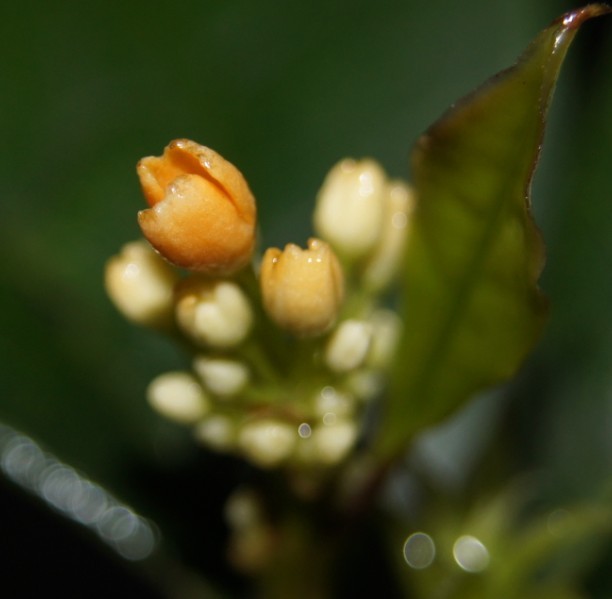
[314,158,415,292]
[105,140,412,471]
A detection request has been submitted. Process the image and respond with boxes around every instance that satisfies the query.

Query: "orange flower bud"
[260,238,344,337]
[137,139,256,275]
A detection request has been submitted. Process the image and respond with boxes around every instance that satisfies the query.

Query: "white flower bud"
[367,309,403,369]
[175,277,253,348]
[325,319,372,373]
[238,419,296,468]
[194,415,235,451]
[311,420,358,465]
[314,158,387,258]
[260,238,344,336]
[104,240,179,327]
[193,356,249,398]
[147,371,209,424]
[313,386,355,418]
[362,181,415,291]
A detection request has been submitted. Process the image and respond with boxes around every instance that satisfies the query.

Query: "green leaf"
[376,5,611,458]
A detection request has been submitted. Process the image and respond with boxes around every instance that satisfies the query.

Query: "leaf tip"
[555,4,612,30]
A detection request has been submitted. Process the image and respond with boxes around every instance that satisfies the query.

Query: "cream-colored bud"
[193,356,249,398]
[147,371,209,424]
[313,386,355,419]
[175,277,253,348]
[362,181,415,291]
[325,319,372,373]
[137,139,256,275]
[260,238,344,336]
[312,420,358,465]
[104,240,179,327]
[367,309,403,369]
[238,419,296,468]
[314,158,387,258]
[194,415,235,451]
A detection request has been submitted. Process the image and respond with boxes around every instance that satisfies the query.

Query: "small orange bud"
[260,238,344,337]
[137,139,256,275]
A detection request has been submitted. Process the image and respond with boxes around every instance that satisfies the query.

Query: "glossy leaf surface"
[377,5,611,457]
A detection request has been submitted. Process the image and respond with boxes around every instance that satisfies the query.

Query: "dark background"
[1,0,611,596]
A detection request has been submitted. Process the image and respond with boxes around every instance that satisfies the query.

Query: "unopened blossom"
[193,356,249,398]
[313,386,355,419]
[175,277,253,348]
[147,371,209,424]
[137,139,256,275]
[104,240,179,327]
[238,419,296,468]
[311,420,358,465]
[313,158,387,258]
[325,319,372,372]
[260,238,344,336]
[366,309,403,369]
[362,181,415,291]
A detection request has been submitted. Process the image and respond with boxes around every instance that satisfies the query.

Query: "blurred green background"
[1,0,611,595]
